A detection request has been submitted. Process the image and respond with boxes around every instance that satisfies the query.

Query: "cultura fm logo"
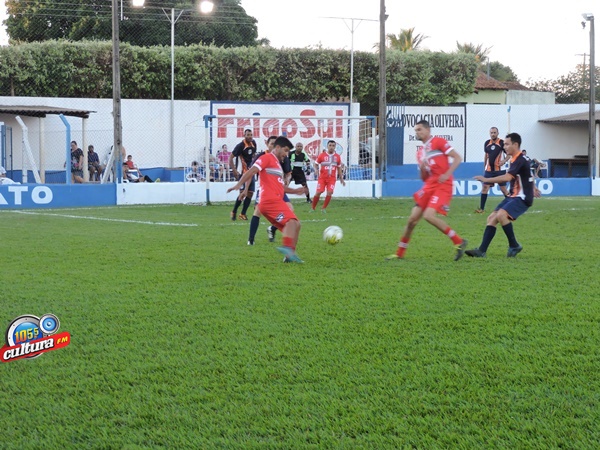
[1,314,70,363]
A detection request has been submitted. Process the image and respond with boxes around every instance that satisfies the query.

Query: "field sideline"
[1,197,599,448]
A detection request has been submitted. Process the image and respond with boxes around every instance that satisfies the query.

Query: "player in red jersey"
[310,140,346,213]
[387,120,468,261]
[228,136,307,263]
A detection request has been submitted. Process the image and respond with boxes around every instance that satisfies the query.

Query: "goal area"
[182,114,378,204]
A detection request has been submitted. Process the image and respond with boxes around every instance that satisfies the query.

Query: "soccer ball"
[323,225,343,245]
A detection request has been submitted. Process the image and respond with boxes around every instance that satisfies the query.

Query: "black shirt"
[232,139,258,172]
[508,152,536,206]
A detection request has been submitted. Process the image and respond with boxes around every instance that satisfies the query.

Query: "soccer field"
[1,197,599,448]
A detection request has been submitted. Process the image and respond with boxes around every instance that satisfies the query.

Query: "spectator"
[186,161,204,182]
[87,145,103,182]
[217,144,232,181]
[70,141,84,184]
[522,150,546,178]
[125,155,157,182]
[0,166,20,185]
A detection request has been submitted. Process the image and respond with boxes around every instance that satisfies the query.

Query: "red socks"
[282,237,295,251]
[444,227,463,245]
[322,195,332,209]
[396,237,409,258]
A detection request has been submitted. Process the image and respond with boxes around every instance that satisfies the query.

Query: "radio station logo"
[1,314,70,363]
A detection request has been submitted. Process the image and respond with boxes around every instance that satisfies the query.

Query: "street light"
[322,16,377,107]
[582,13,596,178]
[162,1,215,167]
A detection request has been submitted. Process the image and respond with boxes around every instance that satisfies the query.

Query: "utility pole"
[378,0,387,180]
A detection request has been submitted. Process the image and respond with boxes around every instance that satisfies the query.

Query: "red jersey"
[416,136,455,185]
[316,151,342,179]
[252,152,285,204]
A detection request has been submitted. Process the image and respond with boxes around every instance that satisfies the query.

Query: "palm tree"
[456,42,492,63]
[386,28,429,52]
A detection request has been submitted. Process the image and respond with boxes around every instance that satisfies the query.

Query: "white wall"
[117,180,382,205]
[464,104,591,162]
[0,97,211,171]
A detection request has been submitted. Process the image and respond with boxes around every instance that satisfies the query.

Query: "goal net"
[184,114,378,204]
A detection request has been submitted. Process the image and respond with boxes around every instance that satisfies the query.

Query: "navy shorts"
[239,174,256,193]
[495,196,529,220]
[484,170,507,186]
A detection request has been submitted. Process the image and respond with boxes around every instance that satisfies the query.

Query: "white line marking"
[9,211,198,227]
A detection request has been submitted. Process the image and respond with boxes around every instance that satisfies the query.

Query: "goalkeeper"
[289,142,312,203]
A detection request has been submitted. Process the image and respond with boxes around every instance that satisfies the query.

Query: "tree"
[526,65,596,104]
[4,0,259,47]
[485,61,519,82]
[455,42,491,63]
[386,28,428,52]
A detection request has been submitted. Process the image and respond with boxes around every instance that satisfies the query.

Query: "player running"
[311,140,345,213]
[466,132,541,258]
[228,136,307,263]
[386,119,467,261]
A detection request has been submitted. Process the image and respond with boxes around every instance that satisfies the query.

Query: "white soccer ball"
[323,225,343,245]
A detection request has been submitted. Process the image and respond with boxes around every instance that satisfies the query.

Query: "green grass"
[1,197,599,449]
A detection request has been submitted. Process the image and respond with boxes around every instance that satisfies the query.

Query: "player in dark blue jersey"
[466,132,541,258]
[476,127,510,213]
[229,129,258,221]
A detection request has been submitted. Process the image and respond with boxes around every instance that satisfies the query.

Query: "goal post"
[199,114,379,203]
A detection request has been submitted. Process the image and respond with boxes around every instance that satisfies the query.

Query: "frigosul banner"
[210,102,351,159]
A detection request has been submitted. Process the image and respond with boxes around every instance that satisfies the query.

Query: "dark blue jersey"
[232,139,258,172]
[484,138,506,171]
[507,152,536,206]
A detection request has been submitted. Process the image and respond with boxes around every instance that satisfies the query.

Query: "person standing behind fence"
[311,140,345,213]
[290,142,312,203]
[476,127,510,213]
[229,129,258,221]
[217,144,231,181]
[70,141,84,184]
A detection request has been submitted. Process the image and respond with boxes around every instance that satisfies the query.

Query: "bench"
[548,157,588,177]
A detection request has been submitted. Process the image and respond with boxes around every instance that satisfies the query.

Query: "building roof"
[0,105,95,119]
[474,72,530,92]
[539,111,600,124]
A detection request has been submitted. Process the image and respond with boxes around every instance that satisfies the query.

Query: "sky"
[1,0,598,83]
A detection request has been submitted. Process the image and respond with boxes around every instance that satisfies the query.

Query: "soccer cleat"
[474,209,485,214]
[284,254,304,263]
[277,246,303,263]
[321,209,326,214]
[465,248,486,258]
[507,244,523,257]
[230,212,236,221]
[247,240,254,246]
[385,254,402,261]
[267,226,275,242]
[238,214,248,221]
[306,198,312,203]
[454,239,468,261]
